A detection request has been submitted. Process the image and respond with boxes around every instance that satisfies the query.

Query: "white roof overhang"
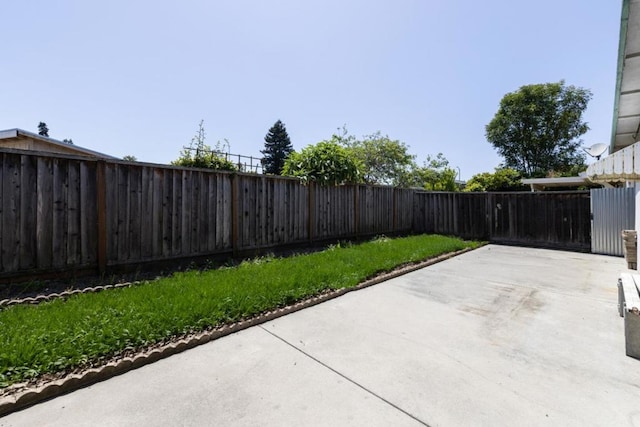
[588,0,640,182]
[522,176,592,191]
[612,0,640,152]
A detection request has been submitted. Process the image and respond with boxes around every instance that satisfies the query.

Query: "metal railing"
[181,147,264,174]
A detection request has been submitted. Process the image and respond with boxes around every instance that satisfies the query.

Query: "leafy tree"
[261,120,293,175]
[398,153,458,191]
[485,81,591,178]
[37,122,49,137]
[282,140,362,185]
[464,168,527,192]
[342,131,415,186]
[122,155,138,161]
[327,125,357,146]
[546,162,587,178]
[286,126,458,189]
[172,120,237,171]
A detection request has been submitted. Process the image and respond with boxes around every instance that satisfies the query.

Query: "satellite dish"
[583,143,608,160]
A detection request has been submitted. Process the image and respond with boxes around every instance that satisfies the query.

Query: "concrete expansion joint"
[0,247,475,418]
[258,325,432,427]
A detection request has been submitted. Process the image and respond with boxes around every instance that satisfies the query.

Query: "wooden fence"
[0,149,416,279]
[413,191,591,251]
[1,153,99,274]
[0,149,594,280]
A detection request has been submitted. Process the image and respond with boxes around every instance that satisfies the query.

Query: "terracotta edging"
[0,282,140,308]
[0,247,475,417]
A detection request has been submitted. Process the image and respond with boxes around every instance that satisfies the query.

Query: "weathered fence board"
[357,186,393,236]
[52,159,68,268]
[313,185,356,239]
[0,148,597,280]
[19,154,36,270]
[395,189,414,232]
[0,153,100,274]
[36,156,54,269]
[231,175,310,250]
[414,191,590,250]
[2,153,20,272]
[80,161,98,265]
[487,192,591,250]
[101,165,238,264]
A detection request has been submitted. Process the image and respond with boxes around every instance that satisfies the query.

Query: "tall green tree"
[261,120,293,175]
[464,168,526,192]
[282,140,362,185]
[485,81,591,178]
[399,153,458,191]
[37,122,49,137]
[342,131,415,186]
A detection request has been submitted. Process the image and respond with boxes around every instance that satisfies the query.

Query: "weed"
[372,235,391,243]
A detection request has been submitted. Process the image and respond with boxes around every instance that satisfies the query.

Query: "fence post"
[96,160,107,274]
[354,184,359,238]
[231,173,239,257]
[308,182,315,242]
[486,193,493,240]
[392,187,397,233]
[453,192,458,236]
[411,190,418,232]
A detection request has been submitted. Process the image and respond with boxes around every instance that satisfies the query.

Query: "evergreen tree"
[261,120,293,175]
[38,122,49,137]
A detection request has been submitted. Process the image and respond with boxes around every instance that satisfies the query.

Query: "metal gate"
[591,187,635,256]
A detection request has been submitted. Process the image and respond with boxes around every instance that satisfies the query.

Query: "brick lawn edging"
[0,246,477,417]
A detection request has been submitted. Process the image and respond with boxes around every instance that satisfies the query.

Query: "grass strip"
[0,234,477,387]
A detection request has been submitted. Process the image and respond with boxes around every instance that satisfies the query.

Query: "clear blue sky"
[2,0,621,179]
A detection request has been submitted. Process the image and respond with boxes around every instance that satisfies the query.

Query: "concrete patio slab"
[1,245,639,426]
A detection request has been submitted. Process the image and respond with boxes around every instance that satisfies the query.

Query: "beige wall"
[0,136,96,157]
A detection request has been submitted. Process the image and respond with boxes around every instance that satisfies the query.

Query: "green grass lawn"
[0,234,478,388]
